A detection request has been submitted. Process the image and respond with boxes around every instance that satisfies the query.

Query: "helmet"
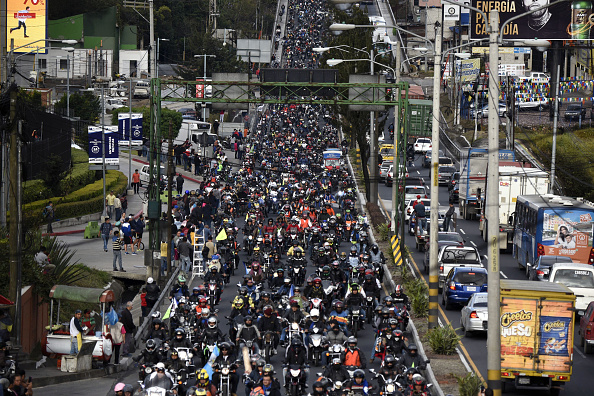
[239,286,248,295]
[413,374,425,387]
[385,354,396,367]
[233,297,244,308]
[371,244,379,253]
[147,277,154,284]
[219,342,231,351]
[207,317,217,328]
[347,336,357,346]
[175,328,185,338]
[313,277,322,286]
[244,315,253,324]
[199,297,207,305]
[384,296,394,305]
[261,291,271,299]
[153,318,162,326]
[407,367,419,376]
[197,368,210,384]
[335,301,344,311]
[263,364,274,375]
[284,277,291,284]
[340,251,347,259]
[332,357,341,365]
[114,383,126,392]
[263,305,273,316]
[192,287,200,293]
[353,369,365,379]
[156,362,166,371]
[310,308,320,320]
[322,265,330,275]
[152,311,162,319]
[146,339,157,351]
[122,384,134,393]
[382,307,390,316]
[256,358,266,367]
[350,283,360,292]
[178,274,187,283]
[201,307,210,316]
[408,344,418,356]
[395,284,403,294]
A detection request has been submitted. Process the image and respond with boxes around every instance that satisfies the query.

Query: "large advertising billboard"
[470,0,584,40]
[540,208,593,264]
[6,0,47,53]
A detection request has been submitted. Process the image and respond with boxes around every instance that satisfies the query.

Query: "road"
[377,145,594,395]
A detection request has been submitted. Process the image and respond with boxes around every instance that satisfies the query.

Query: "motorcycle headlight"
[145,367,153,374]
[386,384,396,393]
[312,338,321,346]
[367,297,373,301]
[291,322,299,330]
[290,369,300,377]
[222,367,230,375]
[294,268,299,273]
[352,309,360,314]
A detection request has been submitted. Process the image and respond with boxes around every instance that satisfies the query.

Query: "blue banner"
[117,113,143,146]
[538,316,571,356]
[88,126,119,164]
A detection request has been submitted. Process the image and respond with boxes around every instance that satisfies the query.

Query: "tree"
[112,107,183,141]
[54,92,101,122]
[40,154,69,196]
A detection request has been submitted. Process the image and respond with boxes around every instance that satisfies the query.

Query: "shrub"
[376,222,391,242]
[455,372,483,396]
[427,324,460,355]
[409,288,428,317]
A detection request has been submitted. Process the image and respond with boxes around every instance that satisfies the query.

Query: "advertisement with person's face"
[541,209,594,263]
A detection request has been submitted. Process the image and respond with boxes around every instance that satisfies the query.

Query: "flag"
[202,345,220,378]
[216,228,227,241]
[288,284,295,298]
[162,298,178,320]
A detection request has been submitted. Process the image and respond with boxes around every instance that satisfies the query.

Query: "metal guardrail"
[134,266,181,346]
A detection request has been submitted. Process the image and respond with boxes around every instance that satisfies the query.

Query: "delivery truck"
[458,148,514,220]
[479,164,549,251]
[500,279,575,395]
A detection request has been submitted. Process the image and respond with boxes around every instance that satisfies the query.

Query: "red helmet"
[313,277,322,285]
[263,306,273,316]
[199,297,207,305]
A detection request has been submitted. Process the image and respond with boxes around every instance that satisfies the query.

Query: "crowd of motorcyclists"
[122,0,434,394]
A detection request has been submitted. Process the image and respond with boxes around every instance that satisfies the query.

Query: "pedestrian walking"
[105,190,116,220]
[100,218,113,252]
[177,237,193,275]
[109,317,126,365]
[120,302,136,356]
[112,230,125,271]
[69,309,84,355]
[114,194,123,222]
[443,201,455,232]
[132,169,141,194]
[43,201,55,234]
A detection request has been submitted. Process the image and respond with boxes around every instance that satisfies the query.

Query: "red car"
[579,301,594,353]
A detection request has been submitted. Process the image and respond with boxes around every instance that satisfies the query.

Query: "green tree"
[40,154,69,196]
[112,107,183,140]
[55,92,101,121]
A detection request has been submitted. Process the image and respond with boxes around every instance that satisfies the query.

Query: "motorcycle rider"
[312,380,329,396]
[345,283,366,328]
[341,337,367,369]
[326,319,348,345]
[143,362,174,390]
[165,349,186,371]
[211,342,239,396]
[204,266,224,303]
[322,357,350,384]
[305,277,326,301]
[195,368,218,396]
[145,318,168,342]
[236,315,261,355]
[280,300,305,345]
[269,268,286,290]
[256,291,273,314]
[189,286,203,303]
[406,374,430,396]
[327,301,349,335]
[170,328,193,349]
[282,337,309,390]
[133,338,164,365]
[245,358,266,396]
[363,274,381,306]
[398,344,427,371]
[376,354,401,390]
[257,305,282,353]
[343,369,371,396]
[199,317,225,350]
[170,274,190,301]
[274,278,293,299]
[391,285,410,308]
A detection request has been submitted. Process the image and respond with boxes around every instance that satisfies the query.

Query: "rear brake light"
[500,228,505,232]
[537,243,545,258]
[439,265,443,272]
[470,311,478,319]
[449,282,456,290]
[501,372,510,377]
[425,195,428,198]
[589,247,594,264]
[558,375,568,381]
[536,270,544,276]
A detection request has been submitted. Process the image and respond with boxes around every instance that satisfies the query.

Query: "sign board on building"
[6,0,47,53]
[88,126,119,165]
[470,0,582,40]
[444,4,460,20]
[456,58,481,82]
[419,0,442,8]
[118,113,143,146]
[472,47,532,54]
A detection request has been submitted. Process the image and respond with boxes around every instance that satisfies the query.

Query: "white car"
[548,263,594,314]
[139,164,166,184]
[404,185,428,201]
[404,198,430,222]
[460,292,488,336]
[105,98,126,112]
[413,138,431,153]
[379,160,393,181]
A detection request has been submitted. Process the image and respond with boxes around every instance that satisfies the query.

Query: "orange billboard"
[6,0,47,53]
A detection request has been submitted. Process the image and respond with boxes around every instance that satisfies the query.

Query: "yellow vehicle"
[500,279,575,395]
[379,144,394,162]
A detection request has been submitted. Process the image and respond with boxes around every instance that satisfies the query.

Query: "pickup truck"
[517,71,550,83]
[437,246,483,289]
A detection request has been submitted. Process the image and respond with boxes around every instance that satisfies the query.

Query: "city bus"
[513,195,594,270]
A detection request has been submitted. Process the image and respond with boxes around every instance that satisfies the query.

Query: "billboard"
[117,113,143,146]
[456,59,481,82]
[470,0,578,40]
[7,0,47,53]
[88,126,119,164]
[540,208,593,264]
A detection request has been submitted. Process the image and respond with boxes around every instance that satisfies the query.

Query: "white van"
[134,81,150,98]
[139,164,166,184]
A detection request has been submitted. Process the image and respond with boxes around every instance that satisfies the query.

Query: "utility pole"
[391,41,400,234]
[167,121,174,275]
[129,80,133,190]
[486,10,501,395]
[550,64,561,194]
[369,49,378,205]
[149,0,156,79]
[428,10,442,330]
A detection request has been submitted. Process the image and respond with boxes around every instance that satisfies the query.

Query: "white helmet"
[147,277,154,284]
[310,308,320,321]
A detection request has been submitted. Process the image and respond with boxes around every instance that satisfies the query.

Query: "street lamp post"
[156,38,169,79]
[194,54,216,122]
[65,48,75,118]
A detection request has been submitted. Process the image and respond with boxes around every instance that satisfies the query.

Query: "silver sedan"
[460,292,488,337]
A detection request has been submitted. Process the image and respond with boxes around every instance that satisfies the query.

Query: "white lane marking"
[470,241,477,247]
[417,170,420,175]
[483,255,489,260]
[459,229,465,234]
[575,346,587,359]
[500,271,508,279]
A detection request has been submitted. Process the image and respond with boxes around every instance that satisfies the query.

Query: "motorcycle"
[285,364,307,396]
[138,363,153,382]
[308,327,326,367]
[207,280,219,307]
[213,361,238,396]
[238,338,259,360]
[175,347,195,370]
[365,296,375,324]
[261,330,277,363]
[348,306,362,337]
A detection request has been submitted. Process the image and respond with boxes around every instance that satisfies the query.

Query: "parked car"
[423,149,444,168]
[442,267,488,309]
[565,104,586,121]
[413,138,431,153]
[527,255,573,280]
[105,98,126,112]
[460,292,488,336]
[579,301,594,353]
[139,164,166,184]
[471,100,507,118]
[438,166,457,186]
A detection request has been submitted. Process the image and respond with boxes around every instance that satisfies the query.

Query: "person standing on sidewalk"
[176,174,184,194]
[114,194,123,222]
[132,169,141,194]
[121,217,135,255]
[43,201,55,234]
[112,230,125,272]
[105,191,116,220]
[109,316,126,365]
[194,153,201,176]
[121,302,136,356]
[100,218,113,252]
[69,310,84,355]
[177,237,193,275]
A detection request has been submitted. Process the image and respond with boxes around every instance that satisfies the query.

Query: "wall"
[119,50,150,78]
[20,286,49,354]
[33,48,113,79]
